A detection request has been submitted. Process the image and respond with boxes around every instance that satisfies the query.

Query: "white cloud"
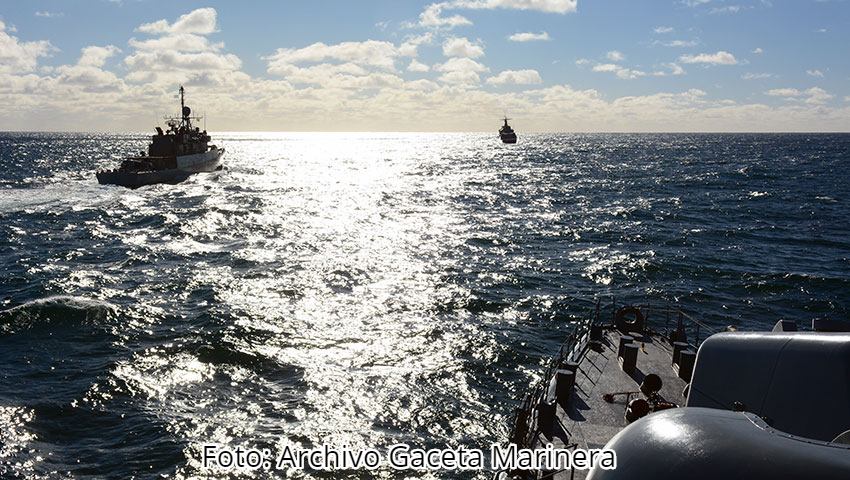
[654,26,674,34]
[667,63,685,75]
[266,62,367,84]
[752,47,764,54]
[442,37,485,58]
[437,70,481,85]
[486,69,542,85]
[682,0,711,6]
[765,88,800,97]
[407,59,430,72]
[607,50,625,62]
[417,3,472,29]
[78,45,121,67]
[125,50,242,73]
[679,51,739,65]
[802,87,832,104]
[807,69,824,77]
[508,32,550,42]
[765,87,832,104]
[398,33,433,57]
[710,6,742,14]
[593,63,646,79]
[742,72,773,79]
[35,11,63,18]
[0,22,55,73]
[137,8,218,35]
[266,40,405,71]
[129,34,224,53]
[451,0,578,13]
[434,57,489,73]
[434,57,488,84]
[662,39,699,48]
[575,58,590,66]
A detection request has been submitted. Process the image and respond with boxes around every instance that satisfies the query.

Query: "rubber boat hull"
[96,147,224,188]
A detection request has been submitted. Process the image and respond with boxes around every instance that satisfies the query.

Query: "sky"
[1,0,849,132]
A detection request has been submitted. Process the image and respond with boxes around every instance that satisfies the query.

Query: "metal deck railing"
[505,298,718,456]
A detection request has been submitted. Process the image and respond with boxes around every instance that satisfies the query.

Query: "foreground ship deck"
[552,329,686,464]
[500,301,850,480]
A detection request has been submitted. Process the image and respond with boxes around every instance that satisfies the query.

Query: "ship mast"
[180,85,187,127]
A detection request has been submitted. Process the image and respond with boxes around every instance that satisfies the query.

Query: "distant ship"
[96,86,225,188]
[499,117,517,144]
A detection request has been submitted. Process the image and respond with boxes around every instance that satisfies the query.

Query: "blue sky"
[1,0,848,131]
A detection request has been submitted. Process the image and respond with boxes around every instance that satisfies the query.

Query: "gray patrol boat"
[498,300,850,479]
[97,86,225,188]
[499,117,517,144]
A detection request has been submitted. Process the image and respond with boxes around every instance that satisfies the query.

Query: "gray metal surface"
[587,408,850,479]
[687,331,850,442]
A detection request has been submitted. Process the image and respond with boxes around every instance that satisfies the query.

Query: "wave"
[0,296,116,334]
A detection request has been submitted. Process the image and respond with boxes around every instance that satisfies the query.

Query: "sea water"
[1,132,849,478]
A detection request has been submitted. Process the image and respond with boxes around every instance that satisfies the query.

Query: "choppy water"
[1,132,849,478]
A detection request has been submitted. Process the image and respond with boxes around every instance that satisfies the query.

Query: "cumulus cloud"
[437,70,482,85]
[266,40,405,71]
[407,59,431,72]
[398,33,434,57]
[765,88,800,97]
[607,50,624,62]
[434,57,489,73]
[486,69,542,85]
[807,69,823,77]
[452,0,578,13]
[125,50,242,72]
[765,87,832,104]
[137,8,218,35]
[129,34,224,53]
[508,32,550,42]
[741,72,772,79]
[78,45,121,67]
[120,7,252,90]
[434,57,488,85]
[710,6,741,14]
[442,37,485,57]
[752,47,764,54]
[679,51,739,65]
[35,11,63,18]
[0,21,55,73]
[417,3,472,29]
[593,63,646,79]
[667,63,685,75]
[654,26,674,34]
[661,39,699,48]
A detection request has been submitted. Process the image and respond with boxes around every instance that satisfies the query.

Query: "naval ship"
[500,117,517,144]
[96,86,225,188]
[497,300,850,479]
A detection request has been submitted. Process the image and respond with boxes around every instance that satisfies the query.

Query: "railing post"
[612,296,616,326]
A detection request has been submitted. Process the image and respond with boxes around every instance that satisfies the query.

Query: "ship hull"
[500,133,517,144]
[97,148,224,188]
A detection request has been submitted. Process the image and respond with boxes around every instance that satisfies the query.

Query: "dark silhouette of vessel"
[499,117,517,144]
[96,86,225,188]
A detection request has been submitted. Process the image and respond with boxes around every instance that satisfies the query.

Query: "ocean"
[1,132,849,478]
